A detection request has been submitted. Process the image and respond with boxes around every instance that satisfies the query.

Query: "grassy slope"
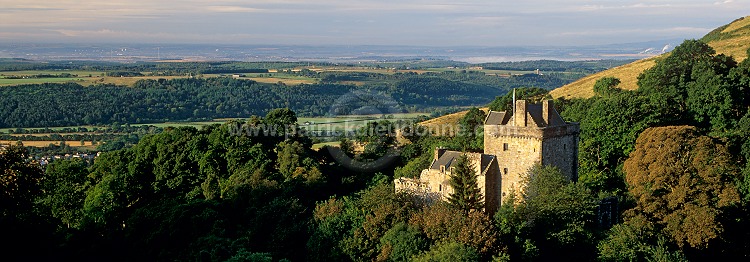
[419,108,489,136]
[549,15,750,99]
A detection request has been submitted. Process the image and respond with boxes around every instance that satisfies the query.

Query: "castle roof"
[429,151,496,175]
[485,100,567,128]
[485,111,510,125]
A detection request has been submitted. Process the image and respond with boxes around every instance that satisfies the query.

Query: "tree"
[637,39,736,126]
[487,87,550,112]
[0,145,56,261]
[0,145,44,218]
[593,77,621,96]
[623,126,741,249]
[409,202,501,259]
[377,223,428,262]
[447,154,484,213]
[598,214,687,262]
[41,158,90,228]
[560,90,658,194]
[458,107,486,151]
[276,140,322,183]
[510,165,599,261]
[264,108,298,137]
[412,241,480,262]
[685,55,741,133]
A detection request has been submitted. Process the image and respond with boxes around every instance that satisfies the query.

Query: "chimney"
[543,100,553,126]
[514,100,527,126]
[435,147,447,160]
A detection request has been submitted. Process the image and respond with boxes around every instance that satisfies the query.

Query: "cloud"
[551,27,712,37]
[206,6,264,13]
[0,0,748,46]
[451,16,513,27]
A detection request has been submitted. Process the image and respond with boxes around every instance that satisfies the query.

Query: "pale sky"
[1,0,749,46]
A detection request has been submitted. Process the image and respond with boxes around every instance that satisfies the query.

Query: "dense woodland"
[2,40,750,261]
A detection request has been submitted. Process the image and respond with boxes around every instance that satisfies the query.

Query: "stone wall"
[541,134,579,181]
[485,128,543,204]
[482,159,501,215]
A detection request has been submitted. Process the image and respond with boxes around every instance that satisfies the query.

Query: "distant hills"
[550,15,750,99]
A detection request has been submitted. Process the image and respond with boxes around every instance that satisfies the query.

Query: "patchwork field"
[1,113,424,148]
[0,140,94,148]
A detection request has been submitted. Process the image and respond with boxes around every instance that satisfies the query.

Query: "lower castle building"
[394,99,579,214]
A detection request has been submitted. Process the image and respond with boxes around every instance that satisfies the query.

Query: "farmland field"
[0,65,552,88]
[0,70,102,76]
[0,140,94,148]
[1,113,425,149]
[0,77,85,86]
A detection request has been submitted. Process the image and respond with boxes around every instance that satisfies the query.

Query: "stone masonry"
[395,99,579,214]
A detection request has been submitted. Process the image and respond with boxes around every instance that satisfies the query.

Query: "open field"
[312,141,340,150]
[5,132,92,137]
[0,77,86,86]
[0,70,102,76]
[248,77,316,85]
[130,120,228,129]
[314,66,541,76]
[0,65,548,87]
[0,140,94,148]
[0,74,187,86]
[0,125,100,134]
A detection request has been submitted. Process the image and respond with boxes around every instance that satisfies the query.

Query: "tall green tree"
[40,158,90,228]
[264,107,298,137]
[412,241,480,262]
[0,145,44,217]
[560,90,658,193]
[593,76,621,96]
[487,87,550,112]
[514,165,599,261]
[447,154,484,213]
[458,107,486,151]
[377,222,428,262]
[638,39,738,127]
[598,214,687,262]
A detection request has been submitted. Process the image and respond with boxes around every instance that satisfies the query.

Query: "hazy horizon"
[1,1,749,46]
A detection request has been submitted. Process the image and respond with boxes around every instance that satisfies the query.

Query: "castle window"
[439,184,442,191]
[450,167,455,173]
[564,144,566,150]
[503,143,509,151]
[440,165,445,173]
[503,168,508,174]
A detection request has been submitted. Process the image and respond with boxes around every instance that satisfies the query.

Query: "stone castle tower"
[483,100,579,203]
[394,99,579,214]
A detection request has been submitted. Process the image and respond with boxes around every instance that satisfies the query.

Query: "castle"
[394,99,579,214]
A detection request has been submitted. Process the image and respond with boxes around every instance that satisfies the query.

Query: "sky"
[1,0,749,46]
